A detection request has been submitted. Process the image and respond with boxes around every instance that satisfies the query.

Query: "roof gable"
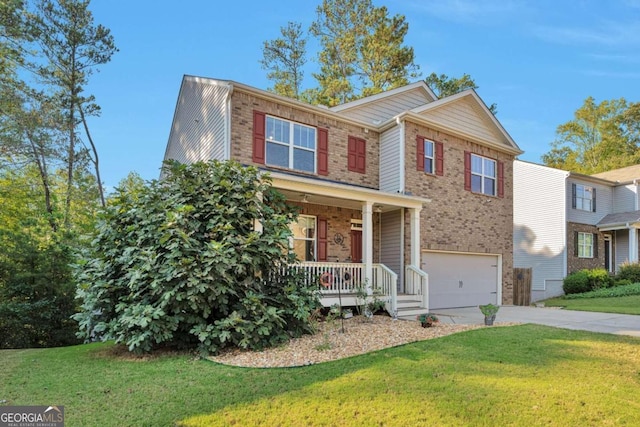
[329,81,437,124]
[409,89,522,154]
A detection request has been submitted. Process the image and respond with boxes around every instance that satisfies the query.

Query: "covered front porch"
[269,171,431,315]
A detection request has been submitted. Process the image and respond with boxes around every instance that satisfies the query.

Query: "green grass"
[544,295,640,314]
[1,326,640,426]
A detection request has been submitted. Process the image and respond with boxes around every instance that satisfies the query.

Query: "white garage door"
[421,252,499,309]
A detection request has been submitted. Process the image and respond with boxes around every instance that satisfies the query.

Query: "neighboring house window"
[291,215,316,261]
[572,183,596,212]
[464,151,504,197]
[416,136,443,175]
[577,232,594,258]
[347,136,366,173]
[252,111,329,176]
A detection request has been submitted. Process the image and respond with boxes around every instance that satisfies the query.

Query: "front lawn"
[1,325,639,426]
[544,295,640,315]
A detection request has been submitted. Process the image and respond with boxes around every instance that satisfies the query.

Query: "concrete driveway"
[432,306,640,337]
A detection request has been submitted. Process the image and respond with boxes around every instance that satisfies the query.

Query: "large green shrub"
[616,262,640,284]
[74,160,321,355]
[586,268,613,290]
[0,233,80,348]
[563,270,591,294]
[563,268,613,295]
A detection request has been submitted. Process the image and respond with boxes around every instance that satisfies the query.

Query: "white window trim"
[471,154,496,196]
[291,215,317,262]
[578,232,594,258]
[424,139,434,174]
[266,115,317,173]
[575,184,594,212]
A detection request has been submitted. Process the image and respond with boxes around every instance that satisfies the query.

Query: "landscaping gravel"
[210,315,491,368]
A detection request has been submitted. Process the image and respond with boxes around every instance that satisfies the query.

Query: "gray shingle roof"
[597,210,640,227]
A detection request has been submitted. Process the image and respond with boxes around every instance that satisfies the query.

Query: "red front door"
[351,230,362,263]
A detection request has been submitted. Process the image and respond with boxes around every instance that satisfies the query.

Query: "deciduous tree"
[542,97,640,174]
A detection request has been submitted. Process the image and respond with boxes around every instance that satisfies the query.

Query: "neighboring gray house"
[514,160,640,301]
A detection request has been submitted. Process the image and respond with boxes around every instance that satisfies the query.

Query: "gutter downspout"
[224,84,234,160]
[397,116,405,194]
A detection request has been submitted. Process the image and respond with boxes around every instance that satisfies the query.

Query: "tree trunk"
[80,106,105,207]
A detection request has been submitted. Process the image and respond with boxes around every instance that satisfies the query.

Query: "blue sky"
[85,0,640,188]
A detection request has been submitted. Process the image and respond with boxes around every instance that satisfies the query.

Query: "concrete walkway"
[431,306,640,337]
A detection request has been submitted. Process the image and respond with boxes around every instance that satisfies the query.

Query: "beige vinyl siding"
[613,184,638,213]
[418,99,503,146]
[380,210,403,292]
[513,161,567,297]
[164,77,230,167]
[337,89,432,123]
[379,127,402,192]
[566,179,613,225]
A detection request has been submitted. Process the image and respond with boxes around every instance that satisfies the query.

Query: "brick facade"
[225,86,515,304]
[292,202,380,263]
[567,222,606,273]
[403,120,515,304]
[230,90,380,189]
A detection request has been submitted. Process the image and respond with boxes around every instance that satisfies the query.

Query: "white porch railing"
[285,262,396,311]
[405,265,429,309]
[374,264,398,315]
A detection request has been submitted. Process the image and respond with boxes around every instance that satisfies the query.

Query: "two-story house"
[514,160,640,301]
[163,75,523,314]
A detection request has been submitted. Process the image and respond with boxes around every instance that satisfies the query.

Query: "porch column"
[410,207,422,266]
[629,226,638,263]
[362,201,374,294]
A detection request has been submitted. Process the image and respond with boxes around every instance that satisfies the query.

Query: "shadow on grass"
[2,325,639,426]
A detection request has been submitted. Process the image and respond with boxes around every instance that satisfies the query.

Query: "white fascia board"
[268,172,429,209]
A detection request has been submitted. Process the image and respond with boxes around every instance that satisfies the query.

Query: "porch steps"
[394,294,430,318]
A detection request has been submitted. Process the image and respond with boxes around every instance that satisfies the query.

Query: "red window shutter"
[348,136,357,171]
[435,141,444,176]
[348,136,366,173]
[317,128,329,176]
[416,136,425,171]
[497,160,504,198]
[464,151,471,191]
[356,138,366,173]
[317,217,328,261]
[252,110,266,164]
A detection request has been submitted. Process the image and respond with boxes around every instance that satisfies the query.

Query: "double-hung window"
[265,116,316,173]
[577,232,594,258]
[291,215,316,261]
[574,184,594,212]
[423,140,435,174]
[470,154,496,196]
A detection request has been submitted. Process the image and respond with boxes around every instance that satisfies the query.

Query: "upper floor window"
[424,140,434,174]
[266,116,316,173]
[416,136,443,176]
[253,110,328,176]
[572,183,596,212]
[471,154,496,196]
[577,232,594,258]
